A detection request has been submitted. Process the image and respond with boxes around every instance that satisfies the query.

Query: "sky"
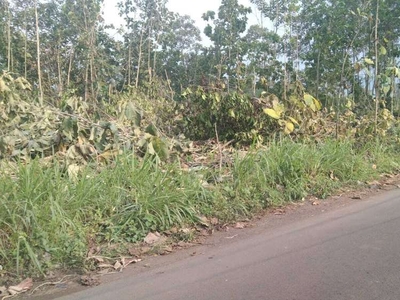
[102,0,267,42]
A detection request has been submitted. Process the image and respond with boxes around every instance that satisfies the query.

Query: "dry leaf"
[180,228,191,234]
[97,263,114,269]
[210,218,219,225]
[161,245,173,254]
[121,257,142,268]
[113,261,123,271]
[128,247,141,257]
[199,216,210,227]
[88,256,105,263]
[0,286,8,296]
[234,222,245,229]
[144,232,161,245]
[8,278,33,295]
[140,246,151,254]
[312,201,320,206]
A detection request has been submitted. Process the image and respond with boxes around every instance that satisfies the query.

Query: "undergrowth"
[1,139,400,278]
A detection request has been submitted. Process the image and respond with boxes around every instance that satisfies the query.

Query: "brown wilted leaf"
[144,232,161,245]
[0,286,8,296]
[121,257,142,268]
[312,201,320,206]
[128,247,141,257]
[234,222,245,229]
[179,228,192,234]
[198,216,210,227]
[97,263,114,269]
[8,278,33,295]
[210,217,219,225]
[159,245,173,255]
[113,260,123,271]
[140,246,151,254]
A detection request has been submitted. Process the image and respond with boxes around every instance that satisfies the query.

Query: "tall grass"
[1,139,400,277]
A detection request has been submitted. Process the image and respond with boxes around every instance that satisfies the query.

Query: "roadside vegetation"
[1,137,400,279]
[0,0,400,292]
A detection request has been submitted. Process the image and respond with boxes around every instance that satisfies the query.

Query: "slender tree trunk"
[57,46,63,95]
[35,0,43,105]
[374,0,380,134]
[24,23,27,78]
[316,49,321,99]
[127,40,132,86]
[147,24,152,86]
[67,47,73,87]
[390,68,395,114]
[135,27,144,89]
[84,64,89,102]
[7,2,11,71]
[89,27,96,100]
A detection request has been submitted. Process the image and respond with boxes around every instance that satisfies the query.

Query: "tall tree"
[202,0,251,90]
[35,0,43,104]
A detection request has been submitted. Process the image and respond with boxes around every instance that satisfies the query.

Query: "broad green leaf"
[152,136,169,160]
[380,46,387,56]
[383,85,390,96]
[364,58,374,65]
[145,123,158,136]
[147,141,156,155]
[304,94,314,107]
[263,108,281,119]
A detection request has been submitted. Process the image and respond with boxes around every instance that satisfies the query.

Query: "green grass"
[1,138,400,278]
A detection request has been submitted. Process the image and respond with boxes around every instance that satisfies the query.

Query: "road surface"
[57,189,400,300]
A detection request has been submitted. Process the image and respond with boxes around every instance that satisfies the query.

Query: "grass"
[1,138,400,278]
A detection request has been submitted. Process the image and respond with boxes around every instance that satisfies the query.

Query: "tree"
[202,0,251,90]
[156,13,201,94]
[243,24,282,95]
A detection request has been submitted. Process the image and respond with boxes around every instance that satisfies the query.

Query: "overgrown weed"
[1,139,400,277]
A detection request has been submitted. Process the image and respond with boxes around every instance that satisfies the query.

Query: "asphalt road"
[57,189,400,300]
